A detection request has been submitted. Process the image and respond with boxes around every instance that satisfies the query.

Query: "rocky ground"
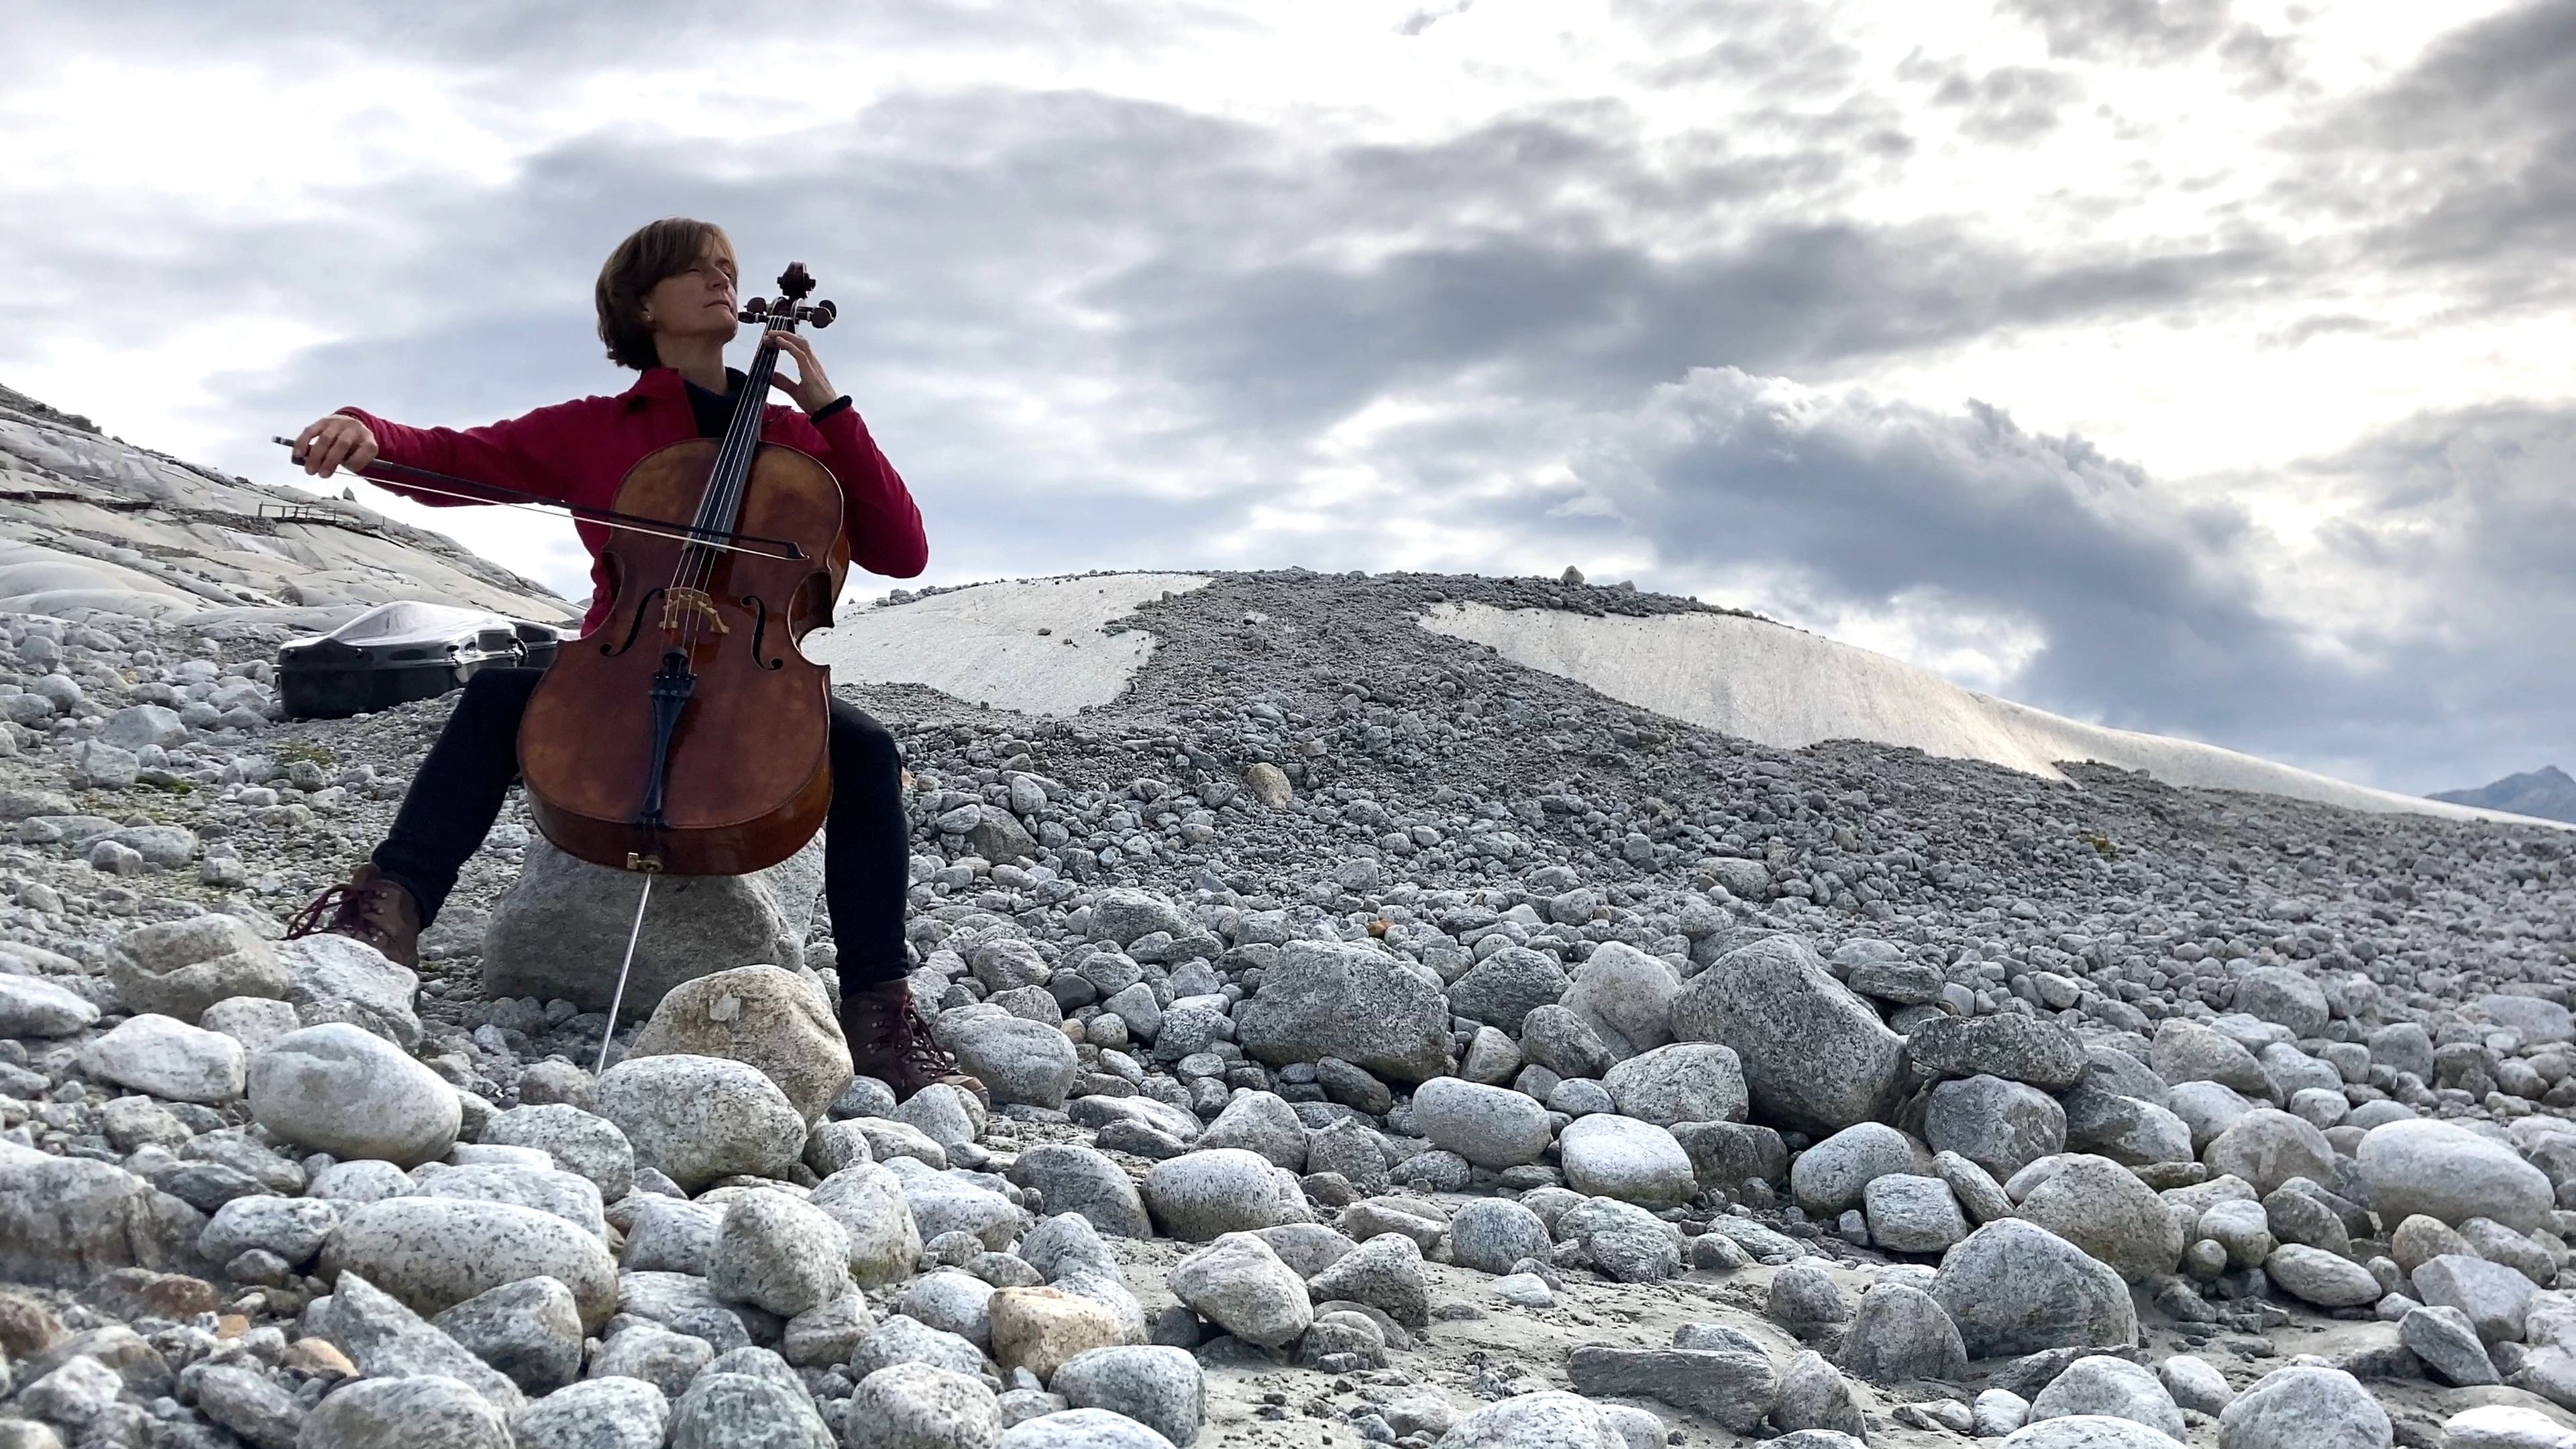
[4,557,2576,1449]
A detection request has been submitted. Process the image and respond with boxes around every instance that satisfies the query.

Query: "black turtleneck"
[681,367,851,439]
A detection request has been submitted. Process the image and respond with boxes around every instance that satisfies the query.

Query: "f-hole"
[741,594,784,670]
[603,588,668,657]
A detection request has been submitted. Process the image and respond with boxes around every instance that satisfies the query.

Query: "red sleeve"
[808,405,928,579]
[335,398,596,508]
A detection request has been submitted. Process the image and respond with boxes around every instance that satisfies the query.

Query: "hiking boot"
[285,861,423,969]
[841,978,987,1106]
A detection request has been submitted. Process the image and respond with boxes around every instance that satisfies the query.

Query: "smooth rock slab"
[2028,1355,2184,1440]
[107,914,284,1024]
[1434,1391,1638,1449]
[998,1409,1176,1448]
[1999,1419,2186,1448]
[0,973,99,1036]
[82,1014,245,1104]
[1841,1283,1968,1383]
[2264,1244,2381,1309]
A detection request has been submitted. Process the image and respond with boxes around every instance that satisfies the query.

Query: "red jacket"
[339,368,927,634]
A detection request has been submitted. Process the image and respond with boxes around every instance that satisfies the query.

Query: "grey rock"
[1774,1349,1866,1440]
[82,1014,244,1104]
[1998,1416,2185,1447]
[299,1375,512,1449]
[321,1195,619,1331]
[430,1275,585,1394]
[106,914,284,1024]
[2202,1109,2334,1196]
[1051,1345,1204,1448]
[247,1022,458,1167]
[844,1362,1002,1449]
[482,1104,635,1202]
[1790,1122,1919,1216]
[199,1195,342,1267]
[1558,1114,1696,1206]
[1008,1144,1152,1238]
[1235,939,1455,1084]
[0,974,99,1037]
[2028,1355,2184,1440]
[2399,1303,2498,1385]
[1561,941,1680,1061]
[1930,1219,2139,1358]
[1768,1260,1851,1338]
[1446,947,1567,1034]
[2264,1244,2381,1308]
[0,1152,205,1287]
[182,1362,306,1449]
[482,834,820,1014]
[628,965,852,1122]
[935,1006,1081,1110]
[2014,1154,2186,1283]
[1904,1013,2088,1090]
[304,1272,525,1409]
[416,1163,606,1236]
[1672,934,1902,1136]
[709,1190,853,1317]
[1196,1091,1308,1171]
[997,1409,1176,1447]
[851,1315,985,1379]
[1412,1077,1552,1169]
[1864,1173,1968,1254]
[1566,1345,1778,1432]
[1601,1042,1746,1126]
[589,1324,715,1399]
[1167,1232,1311,1347]
[278,934,425,1048]
[2413,1254,2536,1344]
[1841,1282,1968,1383]
[1143,1149,1304,1240]
[2214,1364,2390,1449]
[1672,1119,1787,1193]
[2061,1085,2194,1168]
[1925,1075,2066,1181]
[2358,1119,2553,1233]
[1448,1198,1552,1275]
[1433,1391,1637,1448]
[1306,1232,1430,1329]
[2149,1019,2276,1103]
[593,1053,807,1192]
[510,1376,670,1449]
[1517,1004,1614,1081]
[667,1368,833,1449]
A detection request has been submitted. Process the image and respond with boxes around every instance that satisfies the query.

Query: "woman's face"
[643,240,741,347]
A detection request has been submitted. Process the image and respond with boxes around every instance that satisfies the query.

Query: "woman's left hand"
[763,331,841,413]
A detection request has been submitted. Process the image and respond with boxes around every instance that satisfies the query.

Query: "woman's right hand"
[292,414,378,477]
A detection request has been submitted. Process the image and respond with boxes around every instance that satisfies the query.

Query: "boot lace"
[876,996,957,1081]
[285,876,392,947]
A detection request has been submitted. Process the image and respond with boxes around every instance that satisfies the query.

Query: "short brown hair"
[594,218,734,370]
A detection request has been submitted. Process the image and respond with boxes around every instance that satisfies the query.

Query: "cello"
[516,262,850,882]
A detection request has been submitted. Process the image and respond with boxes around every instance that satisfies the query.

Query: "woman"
[286,217,970,1100]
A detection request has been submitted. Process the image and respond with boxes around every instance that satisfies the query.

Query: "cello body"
[518,437,851,875]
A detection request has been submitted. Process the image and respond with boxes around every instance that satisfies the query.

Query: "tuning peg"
[739,298,769,322]
[806,300,837,329]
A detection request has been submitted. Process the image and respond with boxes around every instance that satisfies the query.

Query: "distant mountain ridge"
[2432,765,2576,822]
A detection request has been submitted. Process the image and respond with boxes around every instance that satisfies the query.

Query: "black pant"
[372,667,910,991]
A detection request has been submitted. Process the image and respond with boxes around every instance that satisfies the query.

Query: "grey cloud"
[1926,64,2084,143]
[2284,0,2576,305]
[1996,0,2233,63]
[1515,374,2575,793]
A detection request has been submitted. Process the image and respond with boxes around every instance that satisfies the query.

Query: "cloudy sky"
[5,0,2571,798]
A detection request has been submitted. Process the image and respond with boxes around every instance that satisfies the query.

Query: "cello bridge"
[660,588,730,634]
